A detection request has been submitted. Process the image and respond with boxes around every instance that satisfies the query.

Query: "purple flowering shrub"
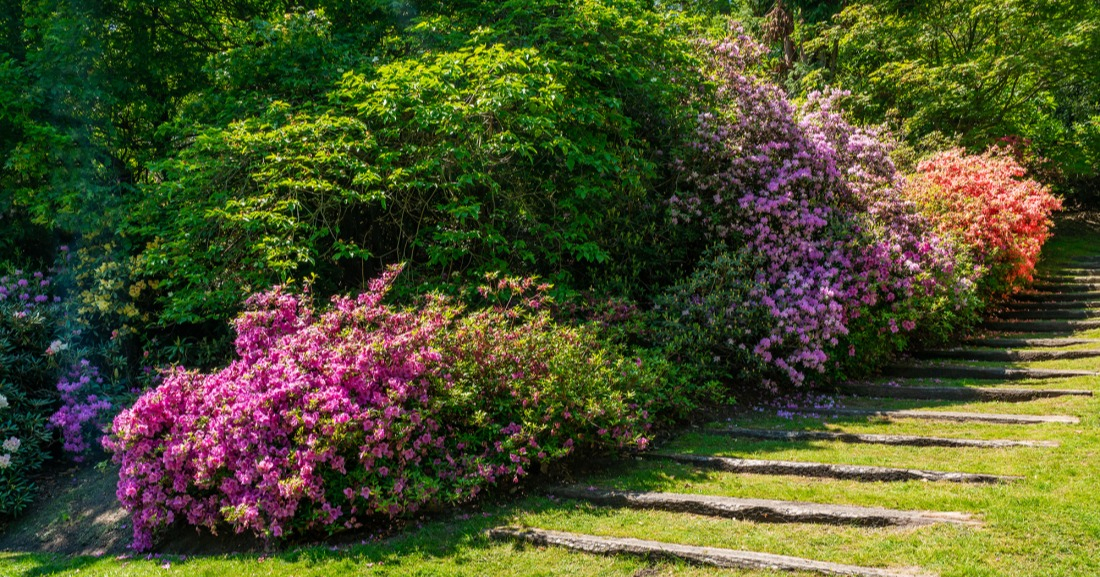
[105,268,655,550]
[667,31,980,387]
[48,361,113,461]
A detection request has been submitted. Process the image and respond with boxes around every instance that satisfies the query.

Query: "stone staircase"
[486,256,1100,576]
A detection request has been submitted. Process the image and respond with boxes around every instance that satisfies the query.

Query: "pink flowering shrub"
[104,268,655,550]
[667,30,981,386]
[910,147,1062,292]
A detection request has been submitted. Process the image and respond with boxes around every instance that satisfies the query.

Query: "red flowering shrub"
[911,147,1062,290]
[104,268,654,550]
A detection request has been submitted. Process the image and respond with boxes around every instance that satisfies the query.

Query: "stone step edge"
[1030,284,1100,292]
[915,349,1100,361]
[706,427,1058,448]
[883,365,1099,379]
[996,311,1100,320]
[1003,301,1100,309]
[549,486,982,527]
[648,453,1018,484]
[842,384,1093,402]
[818,408,1079,425]
[981,320,1100,332]
[488,527,936,577]
[965,338,1100,348]
[1012,293,1100,302]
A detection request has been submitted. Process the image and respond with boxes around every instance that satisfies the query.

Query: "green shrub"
[649,248,772,397]
[135,1,702,327]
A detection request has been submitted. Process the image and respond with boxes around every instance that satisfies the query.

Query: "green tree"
[800,0,1100,191]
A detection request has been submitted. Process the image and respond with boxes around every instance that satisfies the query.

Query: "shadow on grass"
[4,488,659,576]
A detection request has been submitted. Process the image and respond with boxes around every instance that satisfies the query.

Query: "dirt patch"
[0,462,275,557]
[0,463,130,557]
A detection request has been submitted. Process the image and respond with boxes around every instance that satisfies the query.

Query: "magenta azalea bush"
[105,268,655,550]
[666,31,981,386]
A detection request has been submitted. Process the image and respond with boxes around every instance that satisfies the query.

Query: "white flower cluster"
[45,339,68,356]
[0,399,18,469]
[0,437,19,469]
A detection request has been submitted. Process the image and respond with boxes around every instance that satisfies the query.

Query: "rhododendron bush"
[0,270,63,514]
[667,31,983,386]
[105,268,656,550]
[910,147,1062,292]
[0,265,123,513]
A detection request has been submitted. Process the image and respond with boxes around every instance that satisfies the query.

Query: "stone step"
[883,365,1098,380]
[1003,301,1100,310]
[965,337,1100,348]
[488,527,936,577]
[915,348,1100,362]
[549,486,981,527]
[820,408,1079,425]
[649,453,1018,483]
[1055,268,1100,275]
[707,427,1058,448]
[1013,291,1100,302]
[1039,268,1100,275]
[843,383,1092,402]
[997,309,1100,320]
[982,319,1100,332]
[1030,282,1100,292]
[1037,275,1100,283]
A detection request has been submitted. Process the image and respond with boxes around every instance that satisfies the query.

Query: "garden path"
[489,255,1100,576]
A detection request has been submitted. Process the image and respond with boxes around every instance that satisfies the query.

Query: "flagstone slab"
[488,527,936,577]
[914,348,1100,361]
[1013,292,1100,302]
[820,408,1079,425]
[549,486,981,527]
[965,337,1100,348]
[842,383,1092,402]
[981,319,1100,332]
[883,365,1097,380]
[648,453,1018,483]
[707,427,1057,448]
[997,309,1100,320]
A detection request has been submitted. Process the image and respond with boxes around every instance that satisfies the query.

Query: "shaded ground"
[0,464,129,557]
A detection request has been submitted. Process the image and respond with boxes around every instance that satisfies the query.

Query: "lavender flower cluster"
[670,31,979,386]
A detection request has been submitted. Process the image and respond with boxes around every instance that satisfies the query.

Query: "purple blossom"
[668,30,979,385]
